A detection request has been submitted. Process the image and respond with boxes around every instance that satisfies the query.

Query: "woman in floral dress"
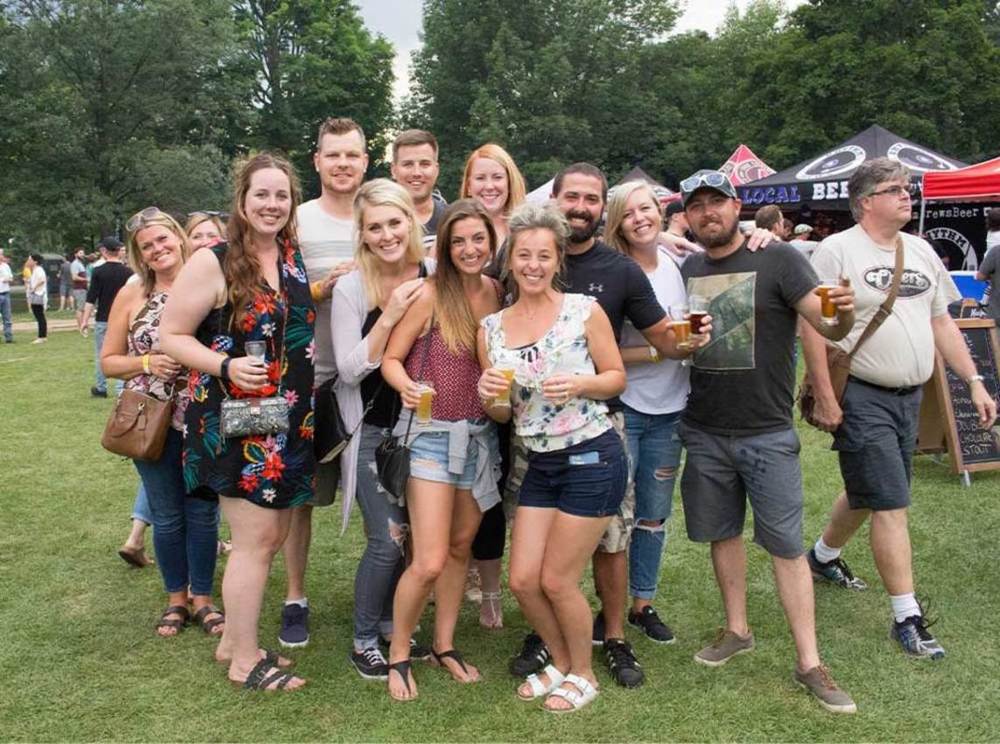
[162,152,315,692]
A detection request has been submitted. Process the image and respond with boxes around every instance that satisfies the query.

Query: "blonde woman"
[161,152,315,692]
[101,208,223,638]
[185,212,227,252]
[331,178,431,681]
[460,143,526,249]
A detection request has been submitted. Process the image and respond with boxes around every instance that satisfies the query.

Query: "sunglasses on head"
[680,172,729,194]
[126,206,164,233]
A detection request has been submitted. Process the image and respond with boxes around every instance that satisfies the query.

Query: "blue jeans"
[132,483,152,525]
[0,292,12,342]
[94,321,109,392]
[624,406,683,600]
[134,428,219,595]
[353,424,408,649]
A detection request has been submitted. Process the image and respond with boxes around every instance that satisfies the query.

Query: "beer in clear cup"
[494,368,515,407]
[415,381,435,425]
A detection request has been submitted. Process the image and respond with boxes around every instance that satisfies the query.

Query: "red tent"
[719,144,775,186]
[922,156,1000,200]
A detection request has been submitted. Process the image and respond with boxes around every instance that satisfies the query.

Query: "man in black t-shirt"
[677,170,858,713]
[80,237,132,397]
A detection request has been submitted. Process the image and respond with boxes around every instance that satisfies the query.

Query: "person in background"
[975,208,1000,319]
[80,237,132,396]
[185,212,227,252]
[461,143,526,251]
[161,152,315,692]
[790,224,820,258]
[660,200,702,257]
[25,253,48,344]
[71,248,89,335]
[58,252,74,311]
[279,116,366,650]
[781,218,795,241]
[102,207,223,638]
[754,204,784,235]
[391,129,446,254]
[0,248,13,343]
[986,207,1000,252]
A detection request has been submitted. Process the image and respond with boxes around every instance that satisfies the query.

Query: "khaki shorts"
[504,411,635,553]
[307,460,339,507]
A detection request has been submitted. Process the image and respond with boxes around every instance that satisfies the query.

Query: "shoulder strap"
[848,235,904,359]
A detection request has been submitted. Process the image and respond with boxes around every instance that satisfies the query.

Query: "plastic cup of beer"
[688,295,709,339]
[815,284,839,326]
[245,340,266,364]
[415,381,435,425]
[668,305,692,350]
[494,368,515,407]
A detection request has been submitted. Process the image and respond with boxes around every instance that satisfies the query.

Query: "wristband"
[968,374,985,385]
[141,354,151,375]
[649,345,660,363]
[220,356,231,382]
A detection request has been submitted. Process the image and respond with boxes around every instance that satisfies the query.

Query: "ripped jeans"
[623,406,683,600]
[353,423,408,650]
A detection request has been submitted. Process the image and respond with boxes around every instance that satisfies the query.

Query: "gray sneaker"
[794,665,857,714]
[694,628,754,667]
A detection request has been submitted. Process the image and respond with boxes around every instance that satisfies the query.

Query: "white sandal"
[517,664,565,701]
[545,673,599,713]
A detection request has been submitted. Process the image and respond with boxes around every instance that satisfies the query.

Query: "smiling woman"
[460,144,527,249]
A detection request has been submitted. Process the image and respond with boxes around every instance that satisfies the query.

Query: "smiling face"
[243,167,292,240]
[684,190,742,250]
[135,223,184,274]
[509,228,560,296]
[467,157,510,217]
[620,189,663,248]
[314,130,368,196]
[360,204,411,266]
[554,173,604,244]
[391,143,439,204]
[447,216,492,276]
[188,220,223,251]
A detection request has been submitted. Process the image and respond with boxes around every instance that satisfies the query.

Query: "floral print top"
[182,242,317,509]
[125,291,190,431]
[481,293,611,453]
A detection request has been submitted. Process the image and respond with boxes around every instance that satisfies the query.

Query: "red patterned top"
[404,326,485,422]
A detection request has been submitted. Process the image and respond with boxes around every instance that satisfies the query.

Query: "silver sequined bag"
[220,396,290,438]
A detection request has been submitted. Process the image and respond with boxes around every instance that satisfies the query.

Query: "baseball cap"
[98,236,124,252]
[794,224,813,236]
[680,169,738,206]
[664,200,685,217]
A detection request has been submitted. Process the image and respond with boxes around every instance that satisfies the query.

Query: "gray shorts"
[679,422,804,559]
[833,377,921,511]
[72,289,87,307]
[307,460,339,507]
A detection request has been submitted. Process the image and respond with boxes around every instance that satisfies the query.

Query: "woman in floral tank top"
[162,153,313,693]
[478,203,627,713]
[101,209,223,641]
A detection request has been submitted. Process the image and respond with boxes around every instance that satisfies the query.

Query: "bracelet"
[141,354,151,375]
[649,345,660,363]
[310,280,324,302]
[968,374,985,385]
[219,356,231,382]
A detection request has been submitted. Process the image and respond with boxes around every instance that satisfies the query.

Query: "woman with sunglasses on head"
[331,179,430,683]
[186,212,228,252]
[478,202,627,713]
[102,208,223,638]
[379,199,503,701]
[161,153,315,692]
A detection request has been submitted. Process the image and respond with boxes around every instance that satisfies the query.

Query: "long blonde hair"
[224,152,301,320]
[459,143,527,217]
[605,181,662,256]
[184,212,227,244]
[353,179,425,307]
[431,200,497,353]
[125,210,192,295]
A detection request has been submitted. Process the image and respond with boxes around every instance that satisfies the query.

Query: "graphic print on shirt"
[686,272,756,371]
[862,266,932,298]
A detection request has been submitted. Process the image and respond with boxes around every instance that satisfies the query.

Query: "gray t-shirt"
[681,241,817,435]
[979,245,1000,322]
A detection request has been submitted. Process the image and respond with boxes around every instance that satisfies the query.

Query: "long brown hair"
[224,152,301,321]
[432,200,497,353]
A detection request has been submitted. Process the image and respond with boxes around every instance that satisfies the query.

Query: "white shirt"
[296,199,355,384]
[620,248,690,415]
[28,265,47,301]
[0,262,12,292]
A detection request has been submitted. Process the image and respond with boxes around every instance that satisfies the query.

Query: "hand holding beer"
[478,367,513,405]
[402,379,436,425]
[815,277,854,326]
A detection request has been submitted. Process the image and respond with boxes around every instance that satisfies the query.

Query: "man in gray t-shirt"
[976,244,1000,322]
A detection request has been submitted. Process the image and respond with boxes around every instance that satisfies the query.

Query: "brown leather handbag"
[799,236,904,429]
[101,388,173,461]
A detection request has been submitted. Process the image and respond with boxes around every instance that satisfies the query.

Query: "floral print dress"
[125,291,189,431]
[183,242,317,509]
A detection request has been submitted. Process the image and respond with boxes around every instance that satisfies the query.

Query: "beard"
[566,210,599,243]
[692,217,740,249]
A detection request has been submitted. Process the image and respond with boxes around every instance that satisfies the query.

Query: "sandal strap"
[563,673,597,697]
[243,659,296,691]
[193,604,222,623]
[432,648,468,675]
[388,659,413,695]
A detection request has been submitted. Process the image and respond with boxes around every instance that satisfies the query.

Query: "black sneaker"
[891,613,945,659]
[628,606,676,644]
[604,638,644,688]
[509,631,550,677]
[278,603,310,648]
[379,635,433,661]
[807,549,868,590]
[90,386,107,398]
[350,647,389,679]
[592,613,605,646]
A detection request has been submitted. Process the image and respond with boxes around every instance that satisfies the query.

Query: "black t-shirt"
[563,240,666,412]
[680,240,818,435]
[85,261,133,322]
[422,199,447,253]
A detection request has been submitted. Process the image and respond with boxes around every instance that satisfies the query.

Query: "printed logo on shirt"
[863,267,932,298]
[685,271,756,371]
[588,283,604,294]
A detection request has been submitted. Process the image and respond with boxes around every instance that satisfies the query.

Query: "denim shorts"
[409,428,491,490]
[518,429,627,518]
[833,377,922,511]
[679,422,804,559]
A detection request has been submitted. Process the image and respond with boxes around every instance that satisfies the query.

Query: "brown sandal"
[193,605,225,636]
[155,605,189,636]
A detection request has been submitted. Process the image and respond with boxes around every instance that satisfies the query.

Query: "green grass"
[2,330,999,741]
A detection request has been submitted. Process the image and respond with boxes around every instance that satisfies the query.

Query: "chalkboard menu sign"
[921,319,1000,473]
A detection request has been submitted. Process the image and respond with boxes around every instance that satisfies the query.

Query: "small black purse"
[314,375,349,464]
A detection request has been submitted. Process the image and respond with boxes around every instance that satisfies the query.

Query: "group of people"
[93,116,996,715]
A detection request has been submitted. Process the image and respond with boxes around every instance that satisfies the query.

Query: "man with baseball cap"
[677,169,858,713]
[80,236,131,397]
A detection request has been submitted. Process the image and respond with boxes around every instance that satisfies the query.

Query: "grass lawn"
[2,330,999,742]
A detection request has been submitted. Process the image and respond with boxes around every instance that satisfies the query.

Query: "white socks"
[812,537,841,564]
[890,593,920,623]
[285,597,308,608]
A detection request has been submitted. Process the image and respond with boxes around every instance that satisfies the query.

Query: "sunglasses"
[126,206,164,233]
[680,171,730,194]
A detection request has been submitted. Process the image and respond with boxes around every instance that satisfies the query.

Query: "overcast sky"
[355,0,806,101]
